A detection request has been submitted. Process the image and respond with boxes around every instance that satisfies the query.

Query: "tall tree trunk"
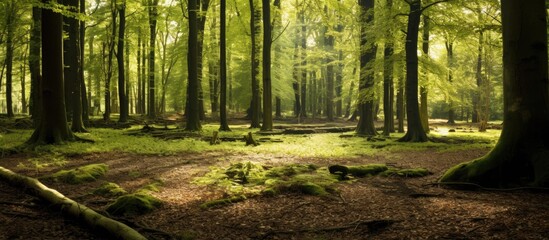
[382,0,394,136]
[5,0,15,118]
[80,0,89,126]
[441,0,549,188]
[104,3,117,122]
[324,6,334,122]
[420,15,429,133]
[186,0,202,131]
[30,6,41,126]
[356,0,377,136]
[300,10,308,119]
[65,0,86,132]
[141,34,147,115]
[28,0,75,144]
[261,0,273,131]
[219,0,230,131]
[117,1,128,123]
[445,39,455,124]
[137,32,143,114]
[249,0,262,128]
[148,0,159,119]
[398,0,428,142]
[20,61,27,114]
[396,67,405,133]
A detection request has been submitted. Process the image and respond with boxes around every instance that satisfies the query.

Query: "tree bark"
[219,0,231,131]
[148,0,159,119]
[0,166,146,240]
[250,0,262,128]
[5,0,15,118]
[356,0,377,136]
[261,0,273,131]
[29,6,41,126]
[186,0,202,131]
[419,15,429,133]
[117,1,128,123]
[398,0,428,142]
[382,0,394,136]
[66,0,86,132]
[445,39,455,124]
[28,1,75,144]
[441,0,549,187]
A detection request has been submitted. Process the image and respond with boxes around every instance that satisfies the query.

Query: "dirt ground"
[1,148,549,239]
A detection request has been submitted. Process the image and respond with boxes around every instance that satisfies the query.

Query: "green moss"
[93,182,127,197]
[382,168,431,178]
[348,164,388,177]
[48,163,108,184]
[106,192,162,216]
[225,161,265,184]
[290,181,328,196]
[200,195,246,209]
[139,179,164,192]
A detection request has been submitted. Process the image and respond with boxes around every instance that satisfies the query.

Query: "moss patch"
[93,182,127,197]
[106,192,162,216]
[48,164,108,184]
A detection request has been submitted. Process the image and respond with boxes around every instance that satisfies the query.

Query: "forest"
[0,0,548,239]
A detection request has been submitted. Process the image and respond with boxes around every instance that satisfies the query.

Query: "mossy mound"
[48,164,108,184]
[93,182,127,197]
[282,181,328,196]
[347,164,388,177]
[381,168,432,178]
[265,164,318,178]
[224,162,265,184]
[106,191,162,216]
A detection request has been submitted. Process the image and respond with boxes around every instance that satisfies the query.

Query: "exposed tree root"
[0,166,147,240]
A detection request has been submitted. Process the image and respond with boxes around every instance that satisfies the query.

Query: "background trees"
[0,0,508,139]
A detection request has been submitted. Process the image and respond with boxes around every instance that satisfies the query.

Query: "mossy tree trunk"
[382,0,394,136]
[0,167,146,240]
[441,0,549,187]
[249,0,262,128]
[219,0,230,131]
[27,1,76,144]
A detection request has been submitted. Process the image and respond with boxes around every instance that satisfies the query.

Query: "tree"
[117,0,129,123]
[441,0,549,187]
[4,0,17,118]
[249,0,262,128]
[27,0,75,144]
[219,0,231,131]
[382,0,395,136]
[355,0,377,136]
[398,0,429,142]
[65,0,87,132]
[419,15,429,133]
[29,6,41,126]
[261,0,273,131]
[186,0,202,131]
[148,0,159,119]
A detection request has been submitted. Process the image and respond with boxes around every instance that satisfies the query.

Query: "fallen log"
[0,166,147,240]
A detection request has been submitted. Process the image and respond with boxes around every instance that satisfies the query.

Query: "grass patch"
[47,163,108,184]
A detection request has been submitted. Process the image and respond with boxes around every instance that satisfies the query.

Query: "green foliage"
[93,182,127,197]
[47,164,108,184]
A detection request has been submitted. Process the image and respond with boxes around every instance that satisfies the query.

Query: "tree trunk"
[441,0,549,188]
[0,167,146,240]
[103,4,117,122]
[445,40,455,124]
[300,11,308,119]
[148,0,159,119]
[219,0,230,131]
[419,15,429,133]
[5,0,15,118]
[30,6,41,126]
[261,0,273,131]
[356,0,377,136]
[80,0,89,126]
[117,2,128,123]
[20,62,27,114]
[382,0,394,136]
[249,0,262,128]
[27,1,75,144]
[398,0,428,142]
[396,70,404,133]
[186,0,202,131]
[65,0,86,132]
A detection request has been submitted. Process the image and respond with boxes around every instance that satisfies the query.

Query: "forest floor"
[0,117,548,239]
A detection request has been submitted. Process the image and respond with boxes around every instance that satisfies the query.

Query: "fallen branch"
[0,166,147,240]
